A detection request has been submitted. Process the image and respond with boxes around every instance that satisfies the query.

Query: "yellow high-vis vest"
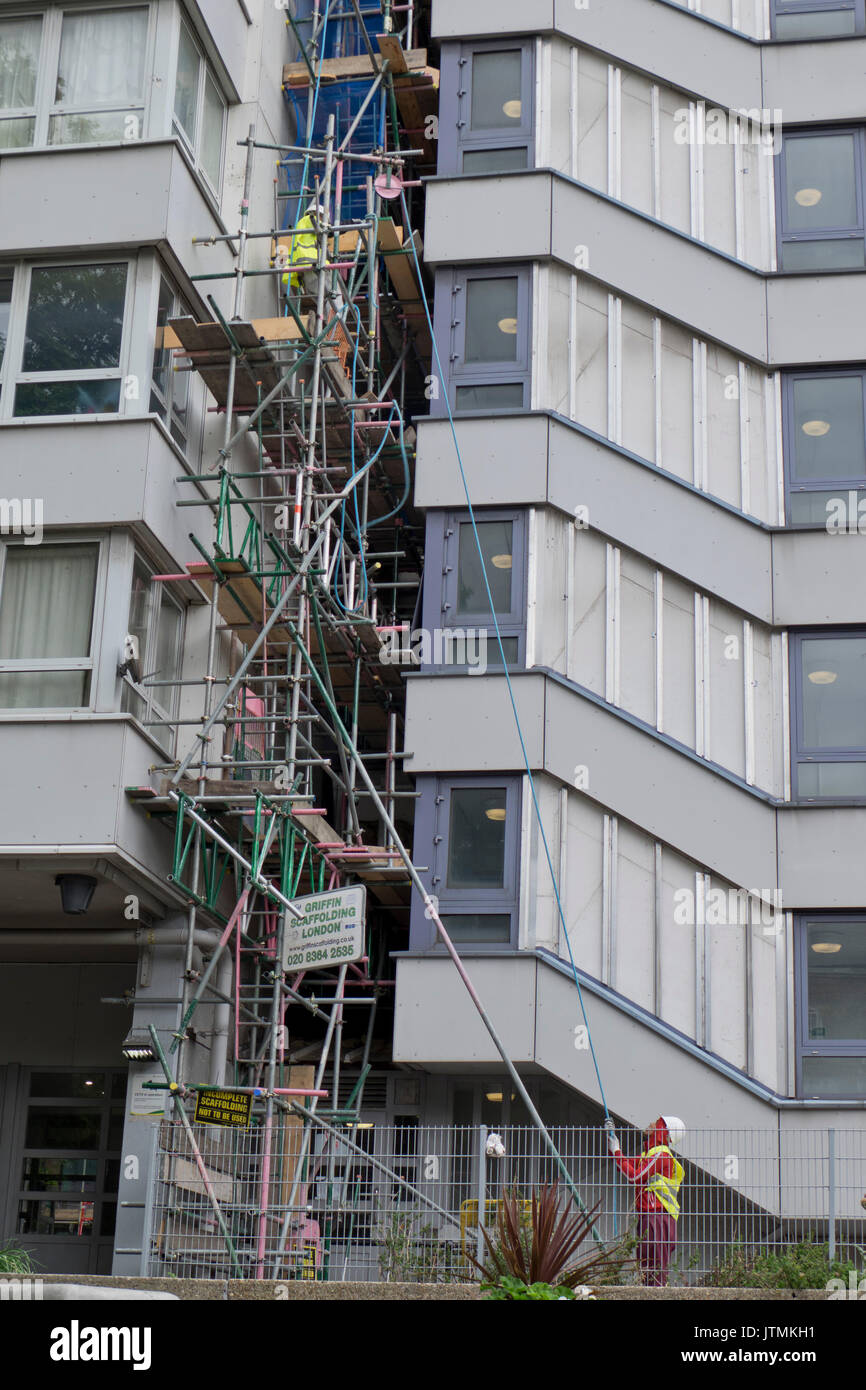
[643,1145,685,1219]
[281,214,318,290]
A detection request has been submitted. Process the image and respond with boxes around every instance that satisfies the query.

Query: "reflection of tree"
[15,380,121,417]
[23,265,126,372]
[51,113,102,145]
[0,29,38,109]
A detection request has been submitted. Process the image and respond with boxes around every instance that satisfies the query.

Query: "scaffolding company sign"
[282,886,366,971]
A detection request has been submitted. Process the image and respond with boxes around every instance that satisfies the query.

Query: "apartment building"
[395,0,866,1144]
[0,0,864,1281]
[0,0,300,1274]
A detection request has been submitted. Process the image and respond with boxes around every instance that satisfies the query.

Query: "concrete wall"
[0,963,134,1066]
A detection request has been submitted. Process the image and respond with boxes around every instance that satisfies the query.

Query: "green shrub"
[703,1237,860,1290]
[484,1275,593,1301]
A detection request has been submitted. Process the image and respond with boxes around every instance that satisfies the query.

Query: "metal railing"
[144,1121,866,1285]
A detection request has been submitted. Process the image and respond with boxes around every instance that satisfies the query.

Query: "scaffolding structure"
[125,3,603,1280]
[124,3,442,1276]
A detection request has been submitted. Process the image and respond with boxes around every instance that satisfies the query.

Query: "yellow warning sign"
[193,1089,253,1128]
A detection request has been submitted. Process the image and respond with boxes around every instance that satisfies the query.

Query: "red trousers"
[637,1211,677,1287]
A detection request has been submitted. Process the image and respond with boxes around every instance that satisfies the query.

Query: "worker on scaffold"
[604,1114,686,1287]
[277,198,329,297]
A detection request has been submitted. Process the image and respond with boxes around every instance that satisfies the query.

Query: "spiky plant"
[470,1184,632,1293]
[0,1242,35,1275]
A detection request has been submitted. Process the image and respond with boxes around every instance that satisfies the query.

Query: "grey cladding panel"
[425,176,553,265]
[431,0,555,37]
[415,415,549,509]
[404,674,546,773]
[553,0,761,112]
[393,955,537,1063]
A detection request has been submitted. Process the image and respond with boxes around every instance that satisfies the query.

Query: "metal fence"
[144,1120,866,1285]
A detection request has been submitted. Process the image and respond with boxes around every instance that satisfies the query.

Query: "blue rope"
[399,190,611,1122]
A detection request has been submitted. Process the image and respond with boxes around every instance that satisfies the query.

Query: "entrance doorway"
[5,1067,126,1274]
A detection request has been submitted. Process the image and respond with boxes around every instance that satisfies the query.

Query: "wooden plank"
[282,48,427,87]
[376,33,408,76]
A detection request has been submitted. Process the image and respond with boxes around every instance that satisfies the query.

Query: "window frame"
[410,774,522,951]
[149,272,192,450]
[438,38,535,178]
[172,15,226,197]
[776,127,866,272]
[435,264,532,416]
[789,628,866,802]
[120,550,185,741]
[422,508,528,671]
[771,0,866,39]
[795,914,866,1099]
[0,257,133,422]
[0,534,105,712]
[783,368,866,525]
[0,3,156,151]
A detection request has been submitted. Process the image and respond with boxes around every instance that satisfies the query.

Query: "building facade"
[396,0,866,1142]
[0,0,298,1274]
[0,0,864,1280]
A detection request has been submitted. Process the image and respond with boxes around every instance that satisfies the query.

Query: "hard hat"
[661,1115,686,1148]
[305,201,328,222]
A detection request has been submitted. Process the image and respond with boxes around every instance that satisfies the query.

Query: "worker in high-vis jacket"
[279,201,328,295]
[605,1114,685,1286]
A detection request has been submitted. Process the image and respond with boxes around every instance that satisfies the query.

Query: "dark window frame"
[795,914,866,1099]
[782,368,866,525]
[421,508,527,671]
[433,264,532,416]
[438,38,535,178]
[771,0,866,39]
[10,1065,126,1263]
[789,628,866,802]
[409,774,522,951]
[776,127,866,272]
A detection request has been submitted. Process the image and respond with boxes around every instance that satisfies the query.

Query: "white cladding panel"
[542,266,781,525]
[538,780,783,1089]
[533,517,783,795]
[540,38,775,266]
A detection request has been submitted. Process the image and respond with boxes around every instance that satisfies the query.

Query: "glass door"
[13,1068,125,1274]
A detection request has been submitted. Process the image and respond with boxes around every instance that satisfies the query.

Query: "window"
[784,371,866,524]
[797,917,866,1098]
[151,275,191,448]
[426,510,527,669]
[0,7,149,150]
[791,631,866,799]
[777,130,866,271]
[440,40,534,176]
[0,542,99,708]
[12,262,128,417]
[411,776,521,948]
[772,0,865,38]
[438,267,531,414]
[173,21,225,192]
[121,555,184,734]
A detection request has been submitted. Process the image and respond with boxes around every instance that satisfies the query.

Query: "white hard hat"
[306,201,328,221]
[661,1115,686,1148]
